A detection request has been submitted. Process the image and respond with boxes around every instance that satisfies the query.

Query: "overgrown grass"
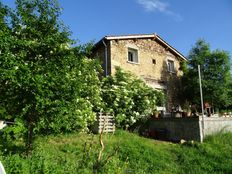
[174,132,232,174]
[1,131,232,173]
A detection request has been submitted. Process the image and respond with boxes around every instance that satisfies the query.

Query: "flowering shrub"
[102,67,164,129]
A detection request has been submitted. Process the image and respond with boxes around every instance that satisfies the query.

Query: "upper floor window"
[152,59,156,65]
[128,48,138,63]
[167,59,175,72]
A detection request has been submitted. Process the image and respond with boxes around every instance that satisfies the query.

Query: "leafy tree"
[102,67,164,129]
[0,0,102,148]
[182,40,232,110]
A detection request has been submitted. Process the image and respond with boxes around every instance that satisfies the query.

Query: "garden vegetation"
[1,0,232,173]
[0,0,163,149]
[182,40,232,112]
[1,130,232,174]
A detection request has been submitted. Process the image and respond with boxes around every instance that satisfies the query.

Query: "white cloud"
[136,0,182,21]
[137,0,168,12]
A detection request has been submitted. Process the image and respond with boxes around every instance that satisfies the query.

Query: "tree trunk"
[27,121,33,150]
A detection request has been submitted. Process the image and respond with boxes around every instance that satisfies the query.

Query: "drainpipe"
[102,40,108,76]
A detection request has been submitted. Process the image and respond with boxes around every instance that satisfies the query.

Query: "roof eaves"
[93,34,187,61]
[92,37,106,50]
[155,35,187,61]
[105,34,156,40]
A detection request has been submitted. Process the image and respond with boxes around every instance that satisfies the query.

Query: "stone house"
[92,33,187,112]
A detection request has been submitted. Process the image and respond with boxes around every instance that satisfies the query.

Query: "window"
[167,60,175,72]
[128,48,138,63]
[152,59,156,65]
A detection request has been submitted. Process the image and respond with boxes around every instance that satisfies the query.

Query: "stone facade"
[110,39,183,78]
[93,34,187,112]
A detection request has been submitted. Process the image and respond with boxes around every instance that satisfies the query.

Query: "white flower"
[145,99,150,104]
[112,85,118,89]
[130,117,136,123]
[60,43,70,50]
[15,66,19,70]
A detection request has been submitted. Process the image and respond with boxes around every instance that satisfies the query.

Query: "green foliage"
[0,131,176,174]
[1,119,27,142]
[101,67,164,129]
[182,39,232,109]
[1,130,232,174]
[175,132,232,174]
[0,0,102,147]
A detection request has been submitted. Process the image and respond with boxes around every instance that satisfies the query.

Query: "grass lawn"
[1,130,232,174]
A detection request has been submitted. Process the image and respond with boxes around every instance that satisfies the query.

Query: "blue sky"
[2,0,232,57]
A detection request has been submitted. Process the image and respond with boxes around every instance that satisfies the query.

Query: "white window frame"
[127,48,139,64]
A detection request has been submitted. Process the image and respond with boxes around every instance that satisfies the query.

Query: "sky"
[2,0,232,57]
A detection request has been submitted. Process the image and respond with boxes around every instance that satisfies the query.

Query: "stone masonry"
[93,34,187,112]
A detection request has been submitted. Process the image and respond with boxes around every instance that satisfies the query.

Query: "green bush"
[101,67,164,129]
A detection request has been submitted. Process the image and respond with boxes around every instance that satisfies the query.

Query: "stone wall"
[148,117,202,141]
[110,39,183,111]
[148,117,232,142]
[93,38,185,111]
[201,117,232,136]
[110,39,183,79]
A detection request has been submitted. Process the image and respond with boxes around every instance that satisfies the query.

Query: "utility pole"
[198,65,204,117]
[0,162,6,174]
[198,65,204,142]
